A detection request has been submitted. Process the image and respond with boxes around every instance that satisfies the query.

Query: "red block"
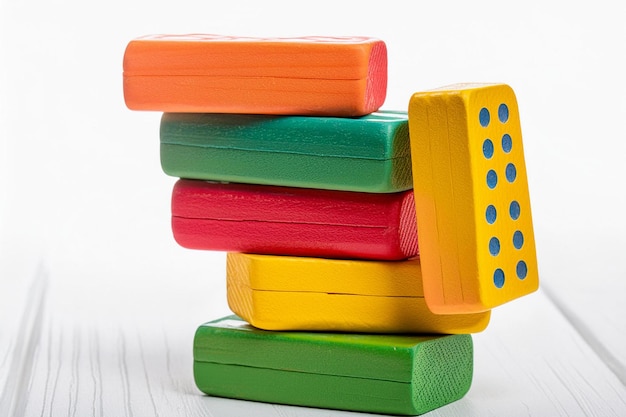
[171,180,418,261]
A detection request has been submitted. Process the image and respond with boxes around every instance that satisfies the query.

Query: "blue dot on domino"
[510,200,521,220]
[487,170,498,189]
[494,269,505,288]
[502,134,512,153]
[517,261,528,279]
[489,237,500,256]
[505,163,517,182]
[513,230,524,249]
[479,108,490,127]
[486,205,497,224]
[483,139,494,159]
[498,103,509,123]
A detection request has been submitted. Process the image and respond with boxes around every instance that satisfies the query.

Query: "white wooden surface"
[1,230,626,416]
[538,230,626,387]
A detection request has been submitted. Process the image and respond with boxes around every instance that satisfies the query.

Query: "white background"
[1,1,626,415]
[2,0,625,250]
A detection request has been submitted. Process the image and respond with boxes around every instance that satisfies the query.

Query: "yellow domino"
[408,83,539,314]
[226,253,490,334]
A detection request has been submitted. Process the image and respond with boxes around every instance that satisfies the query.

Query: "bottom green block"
[193,315,474,415]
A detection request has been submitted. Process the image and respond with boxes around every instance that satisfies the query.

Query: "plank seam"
[0,262,48,416]
[542,282,626,386]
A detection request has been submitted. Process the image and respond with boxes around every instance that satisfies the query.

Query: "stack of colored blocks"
[123,34,538,415]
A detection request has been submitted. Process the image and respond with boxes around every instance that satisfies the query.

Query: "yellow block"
[409,83,539,314]
[226,252,490,334]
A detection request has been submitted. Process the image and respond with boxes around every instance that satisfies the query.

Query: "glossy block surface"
[408,83,538,313]
[171,180,417,260]
[160,111,411,193]
[227,253,490,334]
[123,34,387,116]
[193,315,473,415]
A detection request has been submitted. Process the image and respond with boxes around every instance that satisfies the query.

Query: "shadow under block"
[171,180,417,260]
[123,34,387,116]
[408,83,539,314]
[160,111,411,193]
[193,315,474,415]
[227,253,490,334]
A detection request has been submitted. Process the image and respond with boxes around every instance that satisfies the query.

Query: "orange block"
[123,34,387,116]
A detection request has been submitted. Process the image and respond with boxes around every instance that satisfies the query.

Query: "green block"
[160,111,412,193]
[193,315,474,415]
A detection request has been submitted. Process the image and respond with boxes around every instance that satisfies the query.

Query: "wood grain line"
[137,332,161,417]
[118,331,134,417]
[88,328,104,417]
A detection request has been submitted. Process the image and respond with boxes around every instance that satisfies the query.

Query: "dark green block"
[160,111,412,193]
[193,315,474,415]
